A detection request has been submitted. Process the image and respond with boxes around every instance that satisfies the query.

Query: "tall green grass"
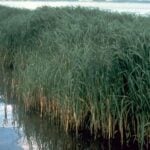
[0,5,150,148]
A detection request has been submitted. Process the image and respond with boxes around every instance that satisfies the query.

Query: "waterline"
[0,1,150,15]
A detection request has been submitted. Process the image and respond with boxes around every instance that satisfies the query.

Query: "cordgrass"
[0,5,150,148]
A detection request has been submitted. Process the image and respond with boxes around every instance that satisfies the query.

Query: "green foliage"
[0,6,150,146]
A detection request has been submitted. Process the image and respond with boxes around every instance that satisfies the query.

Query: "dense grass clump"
[0,5,150,148]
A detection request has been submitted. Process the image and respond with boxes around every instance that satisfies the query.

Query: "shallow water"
[0,1,150,15]
[0,95,126,150]
[0,97,72,150]
[0,97,99,150]
[0,98,29,149]
[0,100,18,149]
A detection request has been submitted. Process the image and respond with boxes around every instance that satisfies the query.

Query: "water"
[0,96,100,150]
[0,1,150,16]
[0,98,30,149]
[0,97,73,150]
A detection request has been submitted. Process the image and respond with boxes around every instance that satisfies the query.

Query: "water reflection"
[0,98,22,149]
[0,96,106,150]
[0,97,88,150]
[15,112,74,150]
[0,100,13,128]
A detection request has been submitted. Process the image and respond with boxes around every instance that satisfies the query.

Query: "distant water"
[0,1,150,16]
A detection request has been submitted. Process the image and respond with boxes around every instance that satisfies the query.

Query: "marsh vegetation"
[0,5,150,149]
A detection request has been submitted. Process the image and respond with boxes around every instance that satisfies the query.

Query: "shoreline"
[0,1,150,15]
